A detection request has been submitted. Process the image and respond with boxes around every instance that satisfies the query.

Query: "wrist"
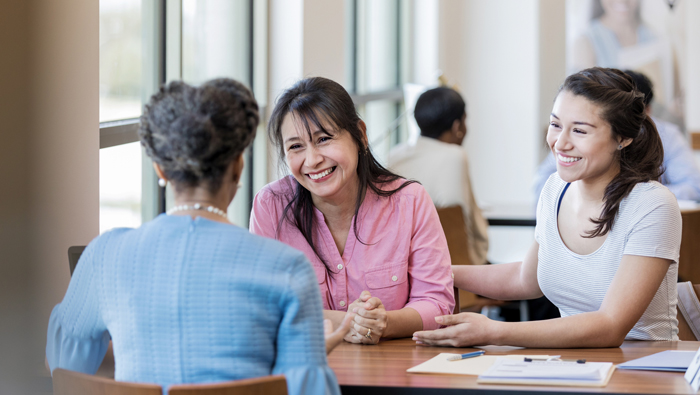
[488,319,507,345]
[383,310,394,338]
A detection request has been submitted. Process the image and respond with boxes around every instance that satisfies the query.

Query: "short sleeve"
[272,254,341,395]
[249,188,279,240]
[623,188,682,263]
[403,184,455,330]
[46,236,110,375]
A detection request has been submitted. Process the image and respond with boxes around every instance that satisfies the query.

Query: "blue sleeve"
[46,236,110,375]
[658,122,700,201]
[533,152,557,208]
[272,253,341,395]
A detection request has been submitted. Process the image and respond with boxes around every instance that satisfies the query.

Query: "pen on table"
[523,356,586,364]
[447,350,485,361]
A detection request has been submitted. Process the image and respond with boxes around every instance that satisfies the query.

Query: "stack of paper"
[477,358,614,387]
[407,354,556,376]
[617,350,696,372]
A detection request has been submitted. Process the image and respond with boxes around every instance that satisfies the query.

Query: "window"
[99,0,143,123]
[99,0,261,232]
[174,0,256,227]
[350,0,409,164]
[99,0,146,233]
[99,143,142,233]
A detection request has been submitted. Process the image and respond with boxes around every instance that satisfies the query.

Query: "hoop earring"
[158,178,167,188]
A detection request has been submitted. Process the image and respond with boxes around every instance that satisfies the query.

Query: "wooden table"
[327,338,698,394]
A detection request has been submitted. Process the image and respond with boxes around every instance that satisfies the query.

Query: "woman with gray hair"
[46,79,349,395]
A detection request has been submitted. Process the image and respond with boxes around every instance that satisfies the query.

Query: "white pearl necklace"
[167,203,228,219]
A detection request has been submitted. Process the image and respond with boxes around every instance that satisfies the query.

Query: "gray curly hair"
[139,78,259,192]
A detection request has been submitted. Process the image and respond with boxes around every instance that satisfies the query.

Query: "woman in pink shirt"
[250,77,454,344]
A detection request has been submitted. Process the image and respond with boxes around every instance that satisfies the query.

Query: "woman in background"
[47,79,350,395]
[414,68,681,348]
[250,77,454,345]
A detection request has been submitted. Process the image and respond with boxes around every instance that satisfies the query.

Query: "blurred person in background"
[389,87,488,267]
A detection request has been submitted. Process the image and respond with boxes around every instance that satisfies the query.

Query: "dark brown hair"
[560,67,664,237]
[139,79,259,193]
[268,77,415,264]
[414,87,466,139]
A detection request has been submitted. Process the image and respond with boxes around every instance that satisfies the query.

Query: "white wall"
[461,0,541,207]
[413,0,440,86]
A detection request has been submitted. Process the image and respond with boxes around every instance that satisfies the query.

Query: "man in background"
[389,87,488,267]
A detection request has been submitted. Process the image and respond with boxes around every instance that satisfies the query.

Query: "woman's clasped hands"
[412,312,495,348]
[345,291,387,345]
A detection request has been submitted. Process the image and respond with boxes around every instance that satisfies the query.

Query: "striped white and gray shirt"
[536,173,681,341]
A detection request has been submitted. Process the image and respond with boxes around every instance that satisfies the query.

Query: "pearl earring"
[158,178,167,188]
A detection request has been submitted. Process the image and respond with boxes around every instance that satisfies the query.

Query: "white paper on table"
[684,347,700,391]
[481,358,611,381]
[407,354,555,376]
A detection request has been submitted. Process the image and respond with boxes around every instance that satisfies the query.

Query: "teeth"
[558,154,581,163]
[309,167,334,180]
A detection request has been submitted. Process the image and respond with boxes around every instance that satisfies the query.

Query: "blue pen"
[447,350,485,361]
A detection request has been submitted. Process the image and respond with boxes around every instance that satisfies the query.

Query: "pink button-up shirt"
[249,176,454,330]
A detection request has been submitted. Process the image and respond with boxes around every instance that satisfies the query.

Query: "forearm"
[384,307,423,338]
[323,309,348,330]
[490,311,625,348]
[452,262,541,300]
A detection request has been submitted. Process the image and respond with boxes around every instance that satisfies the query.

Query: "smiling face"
[547,91,627,185]
[281,111,362,205]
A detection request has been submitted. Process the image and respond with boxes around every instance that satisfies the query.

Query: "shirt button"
[337,264,343,270]
[391,275,398,282]
[452,272,455,279]
[340,300,346,307]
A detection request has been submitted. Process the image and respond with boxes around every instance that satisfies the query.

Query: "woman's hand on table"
[345,290,387,345]
[324,312,354,354]
[412,312,495,347]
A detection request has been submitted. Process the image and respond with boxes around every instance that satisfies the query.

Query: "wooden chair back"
[436,205,475,312]
[52,368,162,395]
[435,205,471,266]
[678,281,700,341]
[679,209,700,284]
[168,375,287,395]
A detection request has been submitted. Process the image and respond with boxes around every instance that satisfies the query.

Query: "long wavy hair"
[268,77,416,265]
[560,67,664,238]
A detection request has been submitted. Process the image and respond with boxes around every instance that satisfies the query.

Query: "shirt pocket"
[365,261,408,289]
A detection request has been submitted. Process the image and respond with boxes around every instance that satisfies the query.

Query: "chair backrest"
[678,281,700,341]
[168,375,287,395]
[435,205,472,314]
[68,245,86,276]
[679,209,700,284]
[435,205,471,266]
[52,368,162,395]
